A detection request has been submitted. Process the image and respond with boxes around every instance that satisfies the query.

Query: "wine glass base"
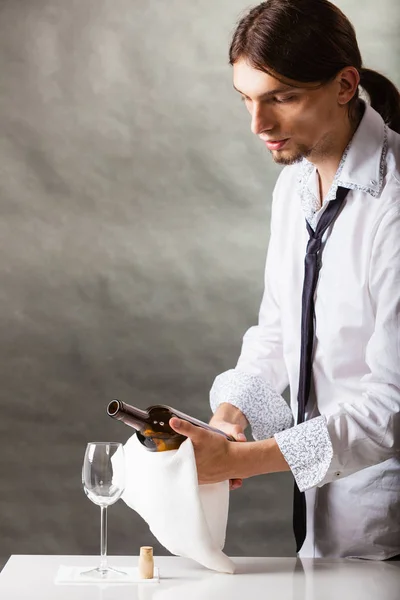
[79,566,127,580]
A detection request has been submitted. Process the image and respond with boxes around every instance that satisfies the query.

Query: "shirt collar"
[338,102,388,197]
[298,102,388,204]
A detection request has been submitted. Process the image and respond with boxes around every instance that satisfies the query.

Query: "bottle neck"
[122,404,148,420]
[108,400,149,430]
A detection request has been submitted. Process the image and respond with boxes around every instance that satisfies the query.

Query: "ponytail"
[359,68,400,133]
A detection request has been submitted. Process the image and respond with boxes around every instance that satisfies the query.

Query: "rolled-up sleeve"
[210,369,293,439]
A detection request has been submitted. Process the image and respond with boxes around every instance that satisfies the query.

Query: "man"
[170,0,400,559]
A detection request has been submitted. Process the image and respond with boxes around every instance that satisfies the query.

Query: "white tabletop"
[0,554,399,600]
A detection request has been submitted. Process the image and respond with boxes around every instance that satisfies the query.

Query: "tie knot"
[306,235,321,255]
[305,188,350,255]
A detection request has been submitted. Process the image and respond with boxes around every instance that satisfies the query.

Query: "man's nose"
[250,104,274,136]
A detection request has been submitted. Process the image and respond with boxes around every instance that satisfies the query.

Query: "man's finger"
[230,478,243,491]
[169,417,200,439]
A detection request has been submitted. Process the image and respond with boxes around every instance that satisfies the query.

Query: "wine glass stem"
[100,505,108,572]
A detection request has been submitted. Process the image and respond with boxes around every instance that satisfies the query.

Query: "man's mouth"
[264,138,290,151]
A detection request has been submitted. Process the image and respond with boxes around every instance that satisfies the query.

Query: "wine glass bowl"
[82,443,125,506]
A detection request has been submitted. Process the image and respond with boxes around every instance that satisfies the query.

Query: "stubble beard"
[269,143,313,165]
[270,132,336,166]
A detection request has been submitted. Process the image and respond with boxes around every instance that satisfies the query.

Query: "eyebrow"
[233,83,296,99]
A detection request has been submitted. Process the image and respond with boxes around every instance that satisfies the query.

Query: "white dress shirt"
[210,102,400,559]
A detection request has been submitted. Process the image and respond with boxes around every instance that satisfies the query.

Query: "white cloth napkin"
[121,432,236,574]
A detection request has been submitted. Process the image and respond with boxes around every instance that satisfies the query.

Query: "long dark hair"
[229,0,400,133]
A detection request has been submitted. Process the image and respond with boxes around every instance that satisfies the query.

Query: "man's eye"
[241,96,251,102]
[274,96,295,103]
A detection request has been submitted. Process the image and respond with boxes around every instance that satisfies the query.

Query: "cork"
[138,546,154,579]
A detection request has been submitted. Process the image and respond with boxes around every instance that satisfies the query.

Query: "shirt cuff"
[274,416,334,492]
[209,369,294,440]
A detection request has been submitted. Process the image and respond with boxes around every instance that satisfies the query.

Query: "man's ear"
[336,67,360,106]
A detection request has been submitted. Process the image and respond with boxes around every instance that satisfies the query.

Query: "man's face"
[233,59,343,165]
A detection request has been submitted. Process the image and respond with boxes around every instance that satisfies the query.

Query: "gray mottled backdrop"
[0,0,399,567]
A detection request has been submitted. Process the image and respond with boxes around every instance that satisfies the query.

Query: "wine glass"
[81,442,126,579]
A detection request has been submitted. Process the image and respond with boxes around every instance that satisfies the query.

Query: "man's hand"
[209,403,249,491]
[169,417,240,486]
[208,417,247,491]
[169,415,290,486]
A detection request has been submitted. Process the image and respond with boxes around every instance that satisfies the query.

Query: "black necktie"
[293,186,350,553]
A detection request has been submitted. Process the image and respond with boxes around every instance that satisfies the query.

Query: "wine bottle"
[107,400,236,452]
